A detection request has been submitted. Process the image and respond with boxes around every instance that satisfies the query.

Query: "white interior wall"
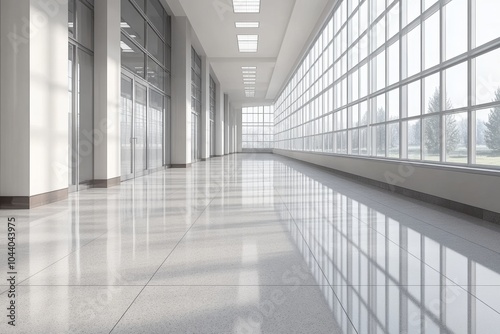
[0,0,69,197]
[274,149,500,214]
[0,0,31,196]
[29,0,69,195]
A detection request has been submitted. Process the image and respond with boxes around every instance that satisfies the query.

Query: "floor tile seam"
[142,166,241,287]
[460,286,500,317]
[339,278,500,320]
[273,185,360,334]
[0,226,122,296]
[0,187,190,242]
[380,205,500,256]
[108,165,241,333]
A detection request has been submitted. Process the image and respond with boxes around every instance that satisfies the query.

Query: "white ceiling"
[165,0,333,108]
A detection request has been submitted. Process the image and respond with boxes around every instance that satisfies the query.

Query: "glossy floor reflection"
[1,153,500,333]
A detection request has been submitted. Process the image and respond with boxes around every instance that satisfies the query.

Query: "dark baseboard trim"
[0,188,68,210]
[201,158,208,161]
[30,189,68,208]
[171,163,192,168]
[278,153,500,225]
[241,149,273,153]
[94,177,121,188]
[0,197,29,210]
[214,155,224,157]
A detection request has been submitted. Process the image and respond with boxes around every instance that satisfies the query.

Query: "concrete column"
[94,0,121,187]
[170,16,192,167]
[224,94,229,155]
[0,0,69,208]
[200,56,210,160]
[215,82,225,156]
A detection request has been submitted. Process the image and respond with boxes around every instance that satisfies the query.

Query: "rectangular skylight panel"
[238,35,258,52]
[235,22,260,28]
[233,0,260,13]
[242,66,257,70]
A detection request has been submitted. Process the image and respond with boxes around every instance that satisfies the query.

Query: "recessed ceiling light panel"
[237,35,258,53]
[233,0,260,13]
[235,22,260,28]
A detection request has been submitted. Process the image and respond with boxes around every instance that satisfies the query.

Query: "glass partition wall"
[68,0,94,192]
[120,0,171,180]
[274,0,500,169]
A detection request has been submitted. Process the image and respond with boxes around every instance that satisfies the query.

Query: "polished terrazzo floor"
[1,153,500,333]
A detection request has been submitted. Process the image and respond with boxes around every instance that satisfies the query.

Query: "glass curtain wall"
[242,106,274,149]
[209,76,216,157]
[68,0,94,192]
[274,0,500,169]
[120,0,171,180]
[191,48,202,162]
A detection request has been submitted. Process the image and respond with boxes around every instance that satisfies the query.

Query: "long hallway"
[1,154,500,333]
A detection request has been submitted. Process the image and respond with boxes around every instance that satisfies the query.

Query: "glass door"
[121,73,166,181]
[68,44,77,192]
[211,121,215,156]
[77,48,94,187]
[68,44,94,192]
[148,89,164,169]
[164,96,171,166]
[134,82,148,177]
